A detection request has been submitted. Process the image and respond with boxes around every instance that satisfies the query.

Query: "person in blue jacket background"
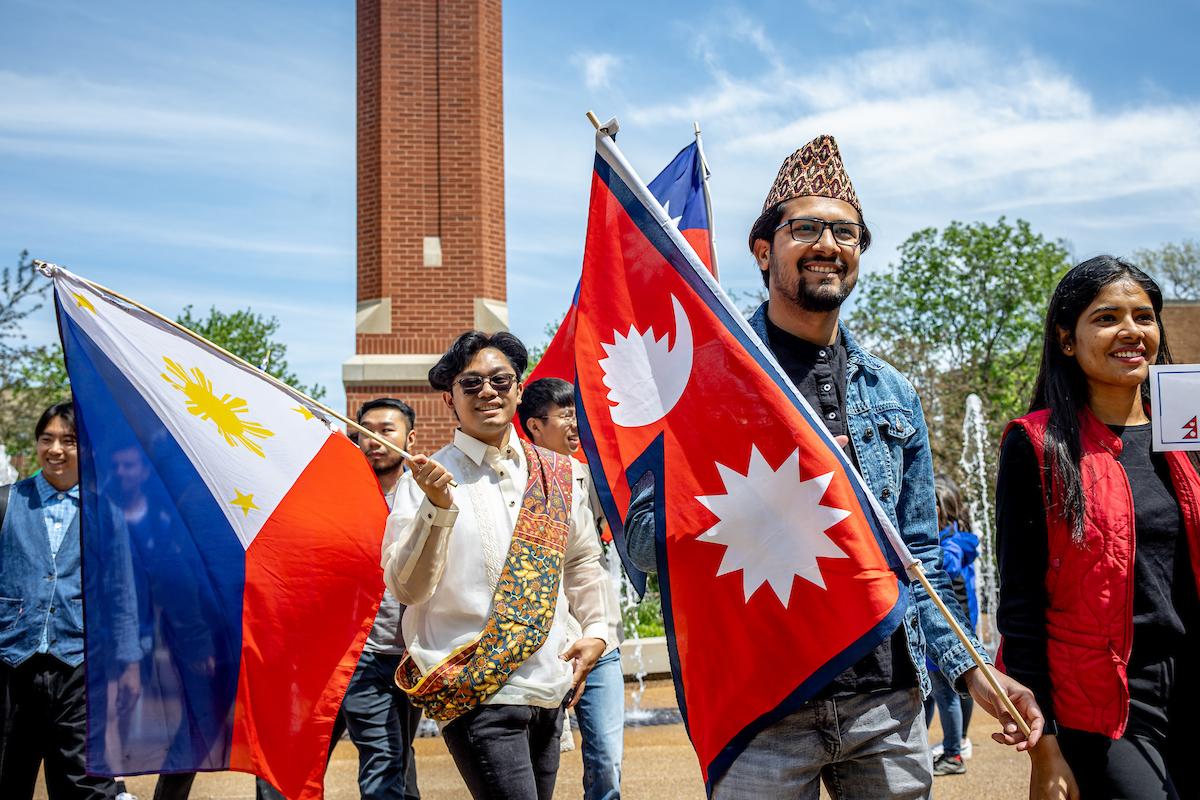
[925,477,980,776]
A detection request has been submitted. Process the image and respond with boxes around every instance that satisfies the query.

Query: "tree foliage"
[1134,239,1200,301]
[847,218,1071,481]
[0,252,71,473]
[175,305,326,401]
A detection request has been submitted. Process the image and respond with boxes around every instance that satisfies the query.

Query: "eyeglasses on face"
[774,217,866,247]
[535,411,577,424]
[454,373,518,394]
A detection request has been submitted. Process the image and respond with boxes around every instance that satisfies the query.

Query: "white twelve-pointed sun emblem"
[697,445,851,607]
[598,294,693,428]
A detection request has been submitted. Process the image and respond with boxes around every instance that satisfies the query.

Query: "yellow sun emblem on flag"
[161,356,275,458]
[72,293,97,314]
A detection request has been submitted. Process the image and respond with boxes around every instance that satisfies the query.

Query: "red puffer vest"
[1005,408,1200,738]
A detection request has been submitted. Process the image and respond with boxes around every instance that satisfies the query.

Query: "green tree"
[175,305,326,401]
[847,218,1071,481]
[1135,239,1200,300]
[524,314,567,376]
[0,252,70,473]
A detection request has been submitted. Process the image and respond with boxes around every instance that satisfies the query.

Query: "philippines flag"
[647,140,715,275]
[522,137,716,391]
[573,124,914,790]
[51,267,386,799]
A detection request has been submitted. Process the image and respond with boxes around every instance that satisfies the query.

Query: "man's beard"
[770,251,854,312]
[371,453,404,476]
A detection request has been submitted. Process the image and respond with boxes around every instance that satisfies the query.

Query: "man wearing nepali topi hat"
[624,135,1044,798]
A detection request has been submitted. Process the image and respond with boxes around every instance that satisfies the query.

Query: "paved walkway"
[38,680,1032,799]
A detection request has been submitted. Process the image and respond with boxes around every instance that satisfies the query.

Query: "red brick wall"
[346,385,456,454]
[1163,302,1200,365]
[352,0,505,449]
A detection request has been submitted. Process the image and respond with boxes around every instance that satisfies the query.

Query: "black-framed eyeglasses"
[535,411,577,424]
[775,217,866,247]
[454,373,518,395]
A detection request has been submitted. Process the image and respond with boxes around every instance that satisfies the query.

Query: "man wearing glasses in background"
[625,135,1042,798]
[519,378,625,800]
[382,332,612,800]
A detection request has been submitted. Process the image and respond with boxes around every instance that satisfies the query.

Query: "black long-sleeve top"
[996,422,1199,727]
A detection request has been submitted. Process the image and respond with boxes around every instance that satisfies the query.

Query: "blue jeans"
[712,688,932,800]
[575,649,624,800]
[342,651,422,799]
[923,669,963,757]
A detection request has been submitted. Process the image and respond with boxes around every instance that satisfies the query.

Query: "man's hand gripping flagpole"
[33,259,458,488]
[581,112,1037,749]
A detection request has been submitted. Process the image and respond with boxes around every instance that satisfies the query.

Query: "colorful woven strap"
[395,439,573,721]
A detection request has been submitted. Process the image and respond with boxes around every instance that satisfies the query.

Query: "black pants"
[152,772,196,800]
[0,655,120,800]
[441,703,563,800]
[1059,653,1199,799]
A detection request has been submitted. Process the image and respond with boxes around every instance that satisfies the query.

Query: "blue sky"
[3,1,1199,409]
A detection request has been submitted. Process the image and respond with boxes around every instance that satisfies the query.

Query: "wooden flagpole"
[908,562,1031,737]
[692,120,720,281]
[33,259,454,483]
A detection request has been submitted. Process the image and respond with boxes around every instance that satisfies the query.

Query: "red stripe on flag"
[230,434,387,799]
[681,229,713,274]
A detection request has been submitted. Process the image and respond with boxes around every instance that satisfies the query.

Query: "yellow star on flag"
[73,293,97,314]
[229,489,260,518]
[291,405,316,421]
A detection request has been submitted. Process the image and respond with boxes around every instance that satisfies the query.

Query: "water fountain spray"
[959,394,1000,655]
[0,444,18,485]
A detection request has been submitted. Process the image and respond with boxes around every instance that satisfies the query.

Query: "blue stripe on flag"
[59,301,246,777]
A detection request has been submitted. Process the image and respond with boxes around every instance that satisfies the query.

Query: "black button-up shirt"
[764,316,916,697]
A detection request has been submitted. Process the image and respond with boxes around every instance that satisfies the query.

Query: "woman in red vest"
[997,255,1200,800]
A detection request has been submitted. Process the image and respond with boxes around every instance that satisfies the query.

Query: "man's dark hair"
[357,397,416,432]
[428,331,528,391]
[517,378,575,438]
[747,201,873,289]
[35,401,75,438]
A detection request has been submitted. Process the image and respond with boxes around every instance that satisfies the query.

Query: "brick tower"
[344,0,507,449]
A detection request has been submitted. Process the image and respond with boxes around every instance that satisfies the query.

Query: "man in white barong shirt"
[382,331,612,800]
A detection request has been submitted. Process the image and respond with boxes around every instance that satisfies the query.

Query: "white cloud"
[573,53,621,91]
[0,71,346,167]
[505,24,1200,351]
[623,38,1200,245]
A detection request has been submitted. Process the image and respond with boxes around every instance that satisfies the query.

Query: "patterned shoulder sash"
[394,439,573,721]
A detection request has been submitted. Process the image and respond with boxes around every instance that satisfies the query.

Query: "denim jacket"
[0,477,142,668]
[0,477,87,666]
[626,303,989,697]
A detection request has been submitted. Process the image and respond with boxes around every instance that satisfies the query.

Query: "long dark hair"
[1028,255,1173,541]
[934,476,972,533]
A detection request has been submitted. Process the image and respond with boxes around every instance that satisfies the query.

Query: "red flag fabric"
[573,129,913,790]
[522,140,714,394]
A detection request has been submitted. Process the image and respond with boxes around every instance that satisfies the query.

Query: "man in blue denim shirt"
[625,136,1042,798]
[1,402,141,800]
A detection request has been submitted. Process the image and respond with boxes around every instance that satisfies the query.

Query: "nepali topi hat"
[760,134,861,215]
